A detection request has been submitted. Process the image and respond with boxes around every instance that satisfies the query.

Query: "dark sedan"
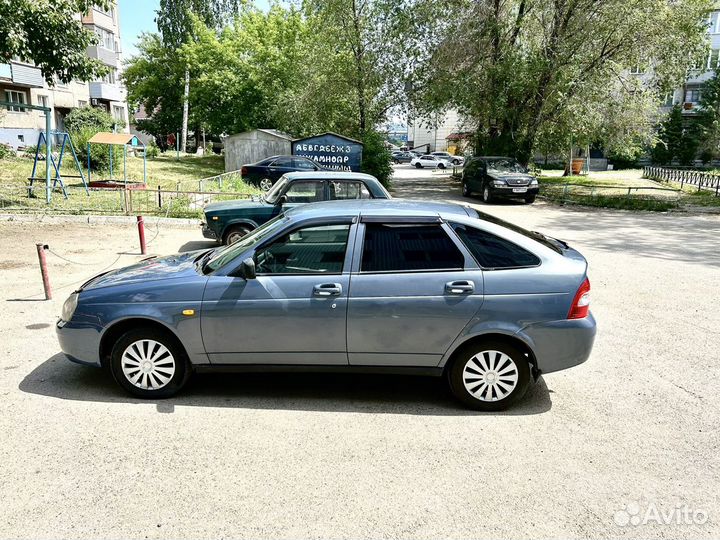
[391,151,414,164]
[462,157,539,204]
[241,155,326,191]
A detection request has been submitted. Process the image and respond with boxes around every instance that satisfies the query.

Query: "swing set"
[28,131,89,199]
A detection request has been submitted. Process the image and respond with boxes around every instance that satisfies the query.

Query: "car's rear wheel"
[447,340,531,411]
[259,178,273,191]
[223,225,252,245]
[415,163,422,169]
[525,195,536,204]
[438,163,446,169]
[482,185,493,204]
[110,328,190,399]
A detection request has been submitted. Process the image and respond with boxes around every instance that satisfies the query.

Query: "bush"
[0,143,12,160]
[145,141,159,158]
[64,106,121,133]
[360,130,393,188]
[70,126,123,172]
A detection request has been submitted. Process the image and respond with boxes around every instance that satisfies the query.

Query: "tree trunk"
[181,68,190,153]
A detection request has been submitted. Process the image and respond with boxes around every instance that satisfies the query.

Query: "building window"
[709,49,720,69]
[37,95,48,116]
[112,105,124,121]
[685,88,701,104]
[4,90,26,112]
[664,93,675,107]
[710,11,719,33]
[94,26,115,51]
[629,65,643,75]
[78,100,87,107]
[101,68,116,84]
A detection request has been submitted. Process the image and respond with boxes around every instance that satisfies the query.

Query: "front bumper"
[491,185,540,198]
[518,312,596,374]
[56,319,102,367]
[201,222,218,240]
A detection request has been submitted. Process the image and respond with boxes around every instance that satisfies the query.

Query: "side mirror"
[276,194,287,206]
[239,257,256,279]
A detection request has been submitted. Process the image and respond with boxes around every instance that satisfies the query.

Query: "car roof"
[284,171,379,182]
[285,199,475,220]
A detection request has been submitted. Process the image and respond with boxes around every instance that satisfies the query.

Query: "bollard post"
[136,216,147,255]
[35,243,52,300]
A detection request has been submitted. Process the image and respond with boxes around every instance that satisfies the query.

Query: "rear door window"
[271,157,293,168]
[361,223,464,272]
[450,222,540,269]
[331,181,372,200]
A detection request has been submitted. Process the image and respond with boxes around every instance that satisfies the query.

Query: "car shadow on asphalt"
[19,354,552,416]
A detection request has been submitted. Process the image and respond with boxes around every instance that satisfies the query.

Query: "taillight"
[241,166,248,177]
[568,278,591,319]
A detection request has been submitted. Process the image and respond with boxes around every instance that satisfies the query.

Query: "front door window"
[255,224,350,274]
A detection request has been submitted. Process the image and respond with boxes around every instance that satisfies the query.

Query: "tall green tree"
[0,0,109,83]
[155,0,243,151]
[696,71,720,163]
[651,105,699,165]
[412,0,710,165]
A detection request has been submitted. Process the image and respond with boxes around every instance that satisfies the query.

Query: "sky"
[118,0,272,59]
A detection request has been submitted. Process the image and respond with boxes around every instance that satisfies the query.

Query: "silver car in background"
[56,199,595,410]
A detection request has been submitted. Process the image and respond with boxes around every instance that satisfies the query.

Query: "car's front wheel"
[415,162,422,169]
[223,225,252,245]
[525,195,536,204]
[438,163,446,169]
[110,328,190,399]
[447,340,531,411]
[462,182,471,197]
[482,185,493,204]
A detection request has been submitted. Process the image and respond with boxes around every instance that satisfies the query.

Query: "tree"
[696,71,720,163]
[0,0,109,83]
[123,33,186,151]
[651,105,699,165]
[155,0,242,152]
[412,0,711,166]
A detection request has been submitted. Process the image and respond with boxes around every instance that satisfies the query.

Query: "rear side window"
[361,223,464,272]
[450,223,540,269]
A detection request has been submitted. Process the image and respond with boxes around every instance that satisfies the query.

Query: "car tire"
[453,159,460,165]
[259,178,273,191]
[438,163,446,169]
[110,327,191,399]
[223,225,252,245]
[482,185,494,204]
[415,163,422,169]
[447,340,531,411]
[525,195,536,204]
[462,182,471,197]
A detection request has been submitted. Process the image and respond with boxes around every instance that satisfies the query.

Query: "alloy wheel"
[121,339,176,390]
[259,178,273,191]
[462,350,518,402]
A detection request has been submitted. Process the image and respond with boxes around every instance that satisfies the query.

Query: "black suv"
[462,156,539,204]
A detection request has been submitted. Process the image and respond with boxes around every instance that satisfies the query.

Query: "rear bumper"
[518,312,596,374]
[491,185,539,198]
[201,222,218,240]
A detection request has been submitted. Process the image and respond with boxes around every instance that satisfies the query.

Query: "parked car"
[202,171,390,245]
[391,151,414,164]
[240,155,326,191]
[462,156,539,204]
[410,155,451,169]
[56,199,595,411]
[431,151,464,166]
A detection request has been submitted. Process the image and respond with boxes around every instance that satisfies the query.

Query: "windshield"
[486,158,526,174]
[264,177,288,204]
[204,215,289,273]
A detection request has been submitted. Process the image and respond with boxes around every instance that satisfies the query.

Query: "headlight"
[530,179,539,186]
[61,293,79,321]
[492,180,506,187]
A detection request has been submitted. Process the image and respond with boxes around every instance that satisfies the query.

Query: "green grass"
[0,152,261,217]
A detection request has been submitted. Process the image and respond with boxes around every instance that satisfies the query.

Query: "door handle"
[445,280,475,294]
[313,283,342,296]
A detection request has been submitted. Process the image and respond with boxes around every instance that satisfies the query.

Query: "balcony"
[0,62,44,87]
[86,45,119,67]
[89,81,122,102]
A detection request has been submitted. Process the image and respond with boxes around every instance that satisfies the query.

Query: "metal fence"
[643,166,720,196]
[0,182,253,217]
[541,182,682,206]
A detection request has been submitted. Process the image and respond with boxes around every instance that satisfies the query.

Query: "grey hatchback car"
[56,200,596,410]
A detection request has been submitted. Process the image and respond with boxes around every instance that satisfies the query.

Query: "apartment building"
[0,2,129,149]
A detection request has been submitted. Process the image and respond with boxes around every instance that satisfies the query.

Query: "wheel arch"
[99,317,190,369]
[441,332,538,375]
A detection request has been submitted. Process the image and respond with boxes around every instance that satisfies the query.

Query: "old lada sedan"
[56,200,595,410]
